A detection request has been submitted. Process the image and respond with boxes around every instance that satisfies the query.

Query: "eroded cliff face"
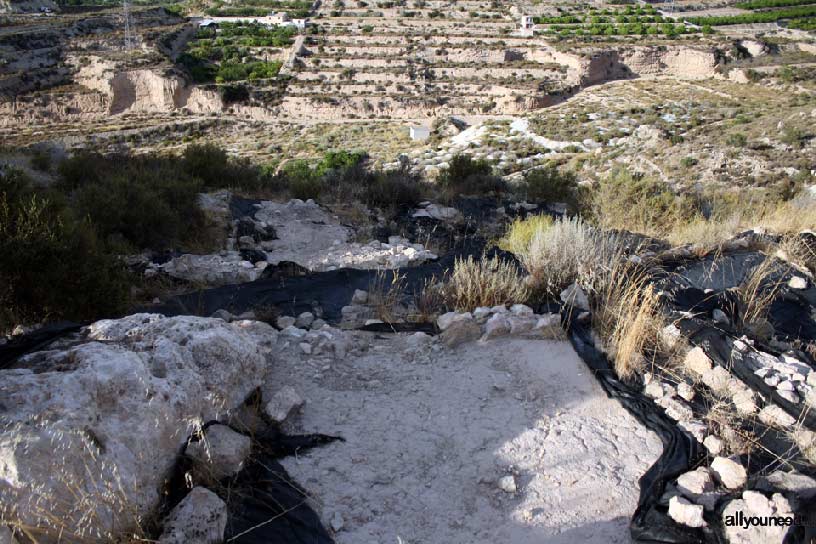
[546,45,723,87]
[0,55,224,126]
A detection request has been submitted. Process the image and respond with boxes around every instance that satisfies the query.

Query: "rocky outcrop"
[0,314,274,541]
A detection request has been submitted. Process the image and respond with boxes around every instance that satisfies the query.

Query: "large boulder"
[0,314,273,542]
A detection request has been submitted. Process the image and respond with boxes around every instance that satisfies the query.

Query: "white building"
[409,126,430,141]
[520,15,534,30]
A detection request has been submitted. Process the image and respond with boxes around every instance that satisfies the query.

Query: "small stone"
[684,347,713,376]
[759,470,816,499]
[437,311,472,331]
[777,389,800,404]
[788,276,807,289]
[264,386,304,424]
[560,283,590,311]
[441,319,482,348]
[473,306,492,321]
[701,366,731,395]
[777,380,795,392]
[723,491,793,544]
[807,372,816,387]
[644,381,665,399]
[509,304,534,317]
[508,316,536,335]
[659,397,694,421]
[710,457,747,490]
[712,309,729,325]
[759,404,796,427]
[299,342,312,354]
[732,389,757,415]
[677,382,695,402]
[159,487,227,544]
[498,475,517,493]
[211,309,233,322]
[484,313,510,339]
[276,316,296,329]
[703,435,723,455]
[351,289,369,304]
[311,319,327,329]
[295,312,315,328]
[765,375,781,387]
[660,324,683,349]
[186,424,252,481]
[677,467,714,496]
[330,512,344,532]
[668,496,705,528]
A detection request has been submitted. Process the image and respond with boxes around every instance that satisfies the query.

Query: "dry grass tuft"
[587,260,665,380]
[368,270,407,323]
[496,214,553,256]
[737,256,786,328]
[438,254,530,312]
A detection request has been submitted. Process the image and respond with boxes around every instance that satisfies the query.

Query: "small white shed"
[409,126,430,141]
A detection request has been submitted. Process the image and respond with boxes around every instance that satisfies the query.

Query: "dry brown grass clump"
[737,255,787,329]
[586,260,665,380]
[439,254,530,312]
[368,270,407,323]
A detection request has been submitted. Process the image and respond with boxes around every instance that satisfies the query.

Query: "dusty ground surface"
[271,334,662,543]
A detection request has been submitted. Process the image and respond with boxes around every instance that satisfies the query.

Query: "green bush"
[363,167,426,210]
[520,165,584,211]
[592,168,697,236]
[437,154,505,197]
[0,169,130,332]
[727,132,748,147]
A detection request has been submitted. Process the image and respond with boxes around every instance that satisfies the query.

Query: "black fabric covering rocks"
[159,420,341,544]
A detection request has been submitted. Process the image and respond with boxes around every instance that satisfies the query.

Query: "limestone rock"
[437,311,473,331]
[710,457,747,490]
[758,404,796,427]
[722,491,792,544]
[158,487,227,544]
[484,313,510,339]
[668,496,705,528]
[559,283,590,311]
[0,314,267,541]
[703,435,723,456]
[758,470,816,499]
[684,347,713,376]
[497,475,517,493]
[186,424,252,481]
[265,386,304,424]
[277,316,296,329]
[441,319,482,348]
[295,312,315,329]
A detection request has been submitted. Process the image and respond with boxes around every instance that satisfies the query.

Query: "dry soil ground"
[272,334,662,543]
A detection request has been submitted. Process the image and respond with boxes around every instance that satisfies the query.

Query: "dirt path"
[268,334,662,543]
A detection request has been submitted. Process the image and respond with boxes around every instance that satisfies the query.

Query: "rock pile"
[0,314,274,542]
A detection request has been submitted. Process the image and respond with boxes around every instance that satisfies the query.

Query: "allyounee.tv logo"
[724,510,816,529]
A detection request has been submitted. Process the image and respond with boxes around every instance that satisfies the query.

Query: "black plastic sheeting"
[152,241,514,321]
[158,419,340,544]
[0,321,81,369]
[563,312,711,543]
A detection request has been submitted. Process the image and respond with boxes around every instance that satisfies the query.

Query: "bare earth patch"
[271,335,662,543]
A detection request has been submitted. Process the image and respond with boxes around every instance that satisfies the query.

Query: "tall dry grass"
[439,254,530,312]
[584,260,665,380]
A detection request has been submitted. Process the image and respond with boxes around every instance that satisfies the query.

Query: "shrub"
[437,154,505,197]
[30,149,51,172]
[592,168,696,237]
[0,169,130,331]
[182,143,261,190]
[363,167,426,210]
[438,254,530,311]
[281,159,325,200]
[726,132,747,147]
[496,214,553,256]
[519,165,584,211]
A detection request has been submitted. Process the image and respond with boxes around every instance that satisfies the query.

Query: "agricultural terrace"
[178,22,296,83]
